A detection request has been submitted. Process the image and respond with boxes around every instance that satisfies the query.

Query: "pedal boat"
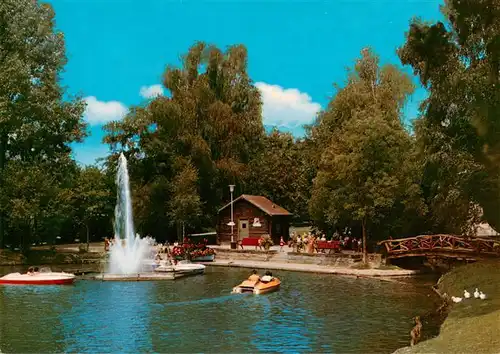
[232,276,281,295]
[154,260,205,276]
[0,271,75,285]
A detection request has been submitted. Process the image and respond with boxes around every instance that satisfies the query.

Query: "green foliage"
[246,130,314,222]
[309,49,425,254]
[398,1,500,232]
[72,166,114,243]
[1,161,63,249]
[2,0,498,251]
[167,162,202,228]
[104,42,264,240]
[0,0,91,250]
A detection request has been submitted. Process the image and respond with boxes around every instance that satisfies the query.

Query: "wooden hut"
[216,194,292,245]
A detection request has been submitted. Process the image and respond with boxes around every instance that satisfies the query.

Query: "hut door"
[238,219,249,239]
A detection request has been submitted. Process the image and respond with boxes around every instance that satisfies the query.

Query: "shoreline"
[1,243,422,282]
[201,259,420,279]
[392,261,500,354]
[392,282,449,354]
[0,243,423,281]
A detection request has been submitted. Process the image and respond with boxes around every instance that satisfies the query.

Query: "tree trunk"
[0,131,6,249]
[176,221,182,243]
[362,218,367,264]
[85,223,90,252]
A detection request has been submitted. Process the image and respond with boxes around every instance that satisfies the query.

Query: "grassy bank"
[396,261,500,354]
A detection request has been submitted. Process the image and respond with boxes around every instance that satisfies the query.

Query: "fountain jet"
[107,153,154,274]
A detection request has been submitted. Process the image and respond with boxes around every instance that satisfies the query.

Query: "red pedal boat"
[0,267,75,285]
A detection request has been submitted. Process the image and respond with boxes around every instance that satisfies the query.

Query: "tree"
[247,130,315,222]
[0,156,79,251]
[72,166,114,249]
[167,161,202,240]
[104,42,264,239]
[398,0,500,232]
[0,0,86,248]
[309,49,424,263]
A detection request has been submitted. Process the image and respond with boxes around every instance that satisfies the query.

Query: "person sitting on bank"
[260,270,273,283]
[248,270,260,282]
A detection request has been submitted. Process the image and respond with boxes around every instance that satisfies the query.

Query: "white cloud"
[139,84,164,99]
[84,96,128,125]
[255,82,322,128]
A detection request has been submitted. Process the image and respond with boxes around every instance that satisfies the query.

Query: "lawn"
[395,261,500,354]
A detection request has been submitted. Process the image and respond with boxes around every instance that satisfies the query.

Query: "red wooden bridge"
[378,234,500,260]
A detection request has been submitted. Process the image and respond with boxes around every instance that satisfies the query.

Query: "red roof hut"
[216,194,292,245]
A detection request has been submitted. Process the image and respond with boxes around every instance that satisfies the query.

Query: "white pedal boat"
[154,260,205,275]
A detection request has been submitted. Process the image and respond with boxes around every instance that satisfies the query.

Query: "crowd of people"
[288,231,363,253]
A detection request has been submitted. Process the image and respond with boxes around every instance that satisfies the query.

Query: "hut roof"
[219,194,292,216]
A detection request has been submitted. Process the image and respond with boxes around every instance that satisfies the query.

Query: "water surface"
[0,266,440,353]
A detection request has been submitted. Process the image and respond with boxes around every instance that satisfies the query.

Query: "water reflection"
[0,285,72,353]
[61,282,154,353]
[253,296,322,353]
[0,266,440,353]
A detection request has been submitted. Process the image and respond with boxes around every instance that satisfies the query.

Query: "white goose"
[479,292,487,300]
[464,290,471,299]
[474,288,480,299]
[451,296,463,303]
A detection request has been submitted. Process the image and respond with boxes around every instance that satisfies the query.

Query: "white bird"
[474,288,480,298]
[451,296,463,303]
[464,290,471,299]
[479,292,487,300]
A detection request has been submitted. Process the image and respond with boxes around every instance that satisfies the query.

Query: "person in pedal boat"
[248,270,260,282]
[260,271,273,283]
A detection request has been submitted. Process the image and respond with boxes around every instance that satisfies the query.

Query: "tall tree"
[104,42,263,239]
[398,0,500,232]
[72,166,114,249]
[167,161,202,241]
[247,130,315,222]
[309,49,424,262]
[0,0,86,248]
[0,156,80,250]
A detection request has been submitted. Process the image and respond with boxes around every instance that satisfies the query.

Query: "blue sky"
[48,0,444,166]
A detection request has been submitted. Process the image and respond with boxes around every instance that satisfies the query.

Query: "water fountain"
[93,153,205,281]
[107,153,154,275]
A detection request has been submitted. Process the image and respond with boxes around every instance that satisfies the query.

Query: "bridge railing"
[378,234,500,256]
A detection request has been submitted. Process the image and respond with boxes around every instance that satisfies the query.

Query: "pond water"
[0,266,440,353]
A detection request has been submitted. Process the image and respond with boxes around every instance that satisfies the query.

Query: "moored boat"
[155,260,206,276]
[0,268,75,285]
[191,254,215,262]
[232,274,281,295]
